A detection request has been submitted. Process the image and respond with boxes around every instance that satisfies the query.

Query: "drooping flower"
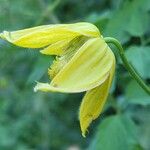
[0,22,115,137]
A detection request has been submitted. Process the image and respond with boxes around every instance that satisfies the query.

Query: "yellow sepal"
[79,57,115,137]
[0,22,100,48]
[40,40,70,56]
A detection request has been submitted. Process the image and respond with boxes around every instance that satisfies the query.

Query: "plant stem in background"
[36,0,60,25]
[104,37,150,95]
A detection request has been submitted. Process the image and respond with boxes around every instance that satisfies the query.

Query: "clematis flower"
[0,22,115,137]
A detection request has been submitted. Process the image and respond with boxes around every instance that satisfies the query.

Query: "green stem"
[104,37,150,95]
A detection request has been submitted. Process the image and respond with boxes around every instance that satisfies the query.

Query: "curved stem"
[104,37,150,95]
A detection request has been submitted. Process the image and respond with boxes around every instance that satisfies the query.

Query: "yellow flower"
[0,22,115,137]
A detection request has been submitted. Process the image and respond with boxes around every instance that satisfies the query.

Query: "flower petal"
[69,22,100,37]
[34,38,114,93]
[40,35,88,56]
[79,58,115,137]
[48,36,90,78]
[40,40,70,56]
[0,22,100,48]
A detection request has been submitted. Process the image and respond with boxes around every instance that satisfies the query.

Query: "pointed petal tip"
[0,32,4,39]
[33,82,61,93]
[33,86,38,92]
[34,82,39,92]
[80,116,92,138]
[33,82,49,92]
[81,127,90,138]
[82,132,86,138]
[0,31,10,40]
[39,49,45,54]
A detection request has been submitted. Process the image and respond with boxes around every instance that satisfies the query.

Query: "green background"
[0,0,150,150]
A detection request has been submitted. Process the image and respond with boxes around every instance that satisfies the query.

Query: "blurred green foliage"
[0,0,150,150]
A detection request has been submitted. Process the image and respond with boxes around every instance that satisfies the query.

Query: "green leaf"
[126,11,149,37]
[125,0,149,37]
[125,80,150,106]
[88,115,141,150]
[104,0,149,42]
[85,11,111,33]
[125,46,150,79]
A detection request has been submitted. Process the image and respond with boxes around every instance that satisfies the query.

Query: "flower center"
[48,36,90,79]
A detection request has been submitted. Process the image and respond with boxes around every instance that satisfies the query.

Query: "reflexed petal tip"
[34,82,58,93]
[0,32,4,39]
